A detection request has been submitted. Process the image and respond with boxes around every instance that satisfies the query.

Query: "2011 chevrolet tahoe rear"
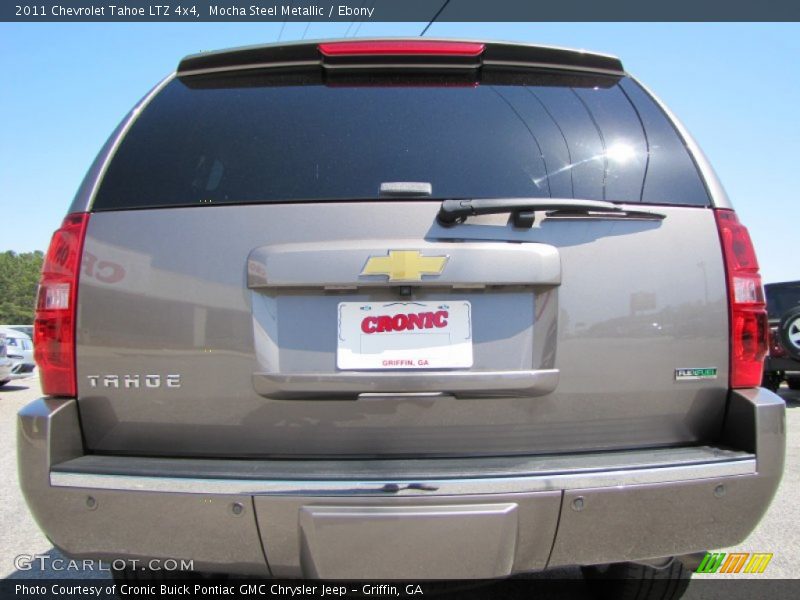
[19,40,784,599]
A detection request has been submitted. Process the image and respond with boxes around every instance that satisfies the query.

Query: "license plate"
[337,301,473,370]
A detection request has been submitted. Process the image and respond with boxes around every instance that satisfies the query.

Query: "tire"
[762,371,783,392]
[787,373,800,391]
[582,558,692,600]
[779,308,800,360]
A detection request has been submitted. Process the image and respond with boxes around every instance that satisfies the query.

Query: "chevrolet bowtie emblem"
[361,250,448,282]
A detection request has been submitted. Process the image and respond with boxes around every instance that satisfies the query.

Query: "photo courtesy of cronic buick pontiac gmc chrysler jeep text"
[19,40,784,599]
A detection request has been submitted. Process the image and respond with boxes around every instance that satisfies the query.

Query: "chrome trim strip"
[179,60,320,77]
[50,458,755,497]
[178,59,622,78]
[180,60,621,78]
[252,369,560,398]
[482,60,624,77]
[247,239,562,289]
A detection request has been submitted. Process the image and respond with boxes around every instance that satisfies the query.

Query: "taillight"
[715,209,768,388]
[769,326,787,358]
[318,41,485,57]
[34,212,89,396]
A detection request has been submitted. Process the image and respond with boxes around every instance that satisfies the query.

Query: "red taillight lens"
[715,209,768,388]
[318,41,485,57]
[34,212,89,397]
[769,326,787,358]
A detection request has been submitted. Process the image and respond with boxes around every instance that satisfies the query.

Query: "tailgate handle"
[252,369,559,400]
[247,241,561,289]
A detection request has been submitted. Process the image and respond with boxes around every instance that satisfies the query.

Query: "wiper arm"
[437,198,665,228]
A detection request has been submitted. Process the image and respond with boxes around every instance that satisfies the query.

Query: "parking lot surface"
[1,377,797,594]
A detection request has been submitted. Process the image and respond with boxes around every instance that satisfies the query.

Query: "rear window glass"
[766,282,800,319]
[93,70,710,210]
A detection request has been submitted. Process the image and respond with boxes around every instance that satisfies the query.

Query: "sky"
[1,21,797,284]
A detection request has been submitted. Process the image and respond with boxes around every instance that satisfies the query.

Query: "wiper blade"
[437,198,665,228]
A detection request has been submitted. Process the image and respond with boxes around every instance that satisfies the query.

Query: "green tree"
[0,250,44,324]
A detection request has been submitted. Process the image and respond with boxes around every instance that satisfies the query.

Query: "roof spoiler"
[177,39,625,78]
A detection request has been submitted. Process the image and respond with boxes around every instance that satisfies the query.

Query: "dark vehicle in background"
[762,280,800,391]
[18,40,785,599]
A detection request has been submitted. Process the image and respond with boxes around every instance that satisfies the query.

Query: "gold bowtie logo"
[361,250,448,282]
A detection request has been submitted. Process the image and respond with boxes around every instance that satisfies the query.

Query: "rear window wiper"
[437,198,666,228]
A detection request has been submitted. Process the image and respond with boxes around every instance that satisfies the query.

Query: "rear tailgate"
[73,43,728,458]
[76,202,727,457]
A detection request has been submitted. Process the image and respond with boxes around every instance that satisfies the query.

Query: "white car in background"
[6,324,33,338]
[0,334,12,386]
[0,326,35,380]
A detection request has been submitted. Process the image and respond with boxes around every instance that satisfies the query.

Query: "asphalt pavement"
[1,376,798,596]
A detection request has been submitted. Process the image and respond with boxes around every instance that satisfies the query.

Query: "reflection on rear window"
[94,70,710,210]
